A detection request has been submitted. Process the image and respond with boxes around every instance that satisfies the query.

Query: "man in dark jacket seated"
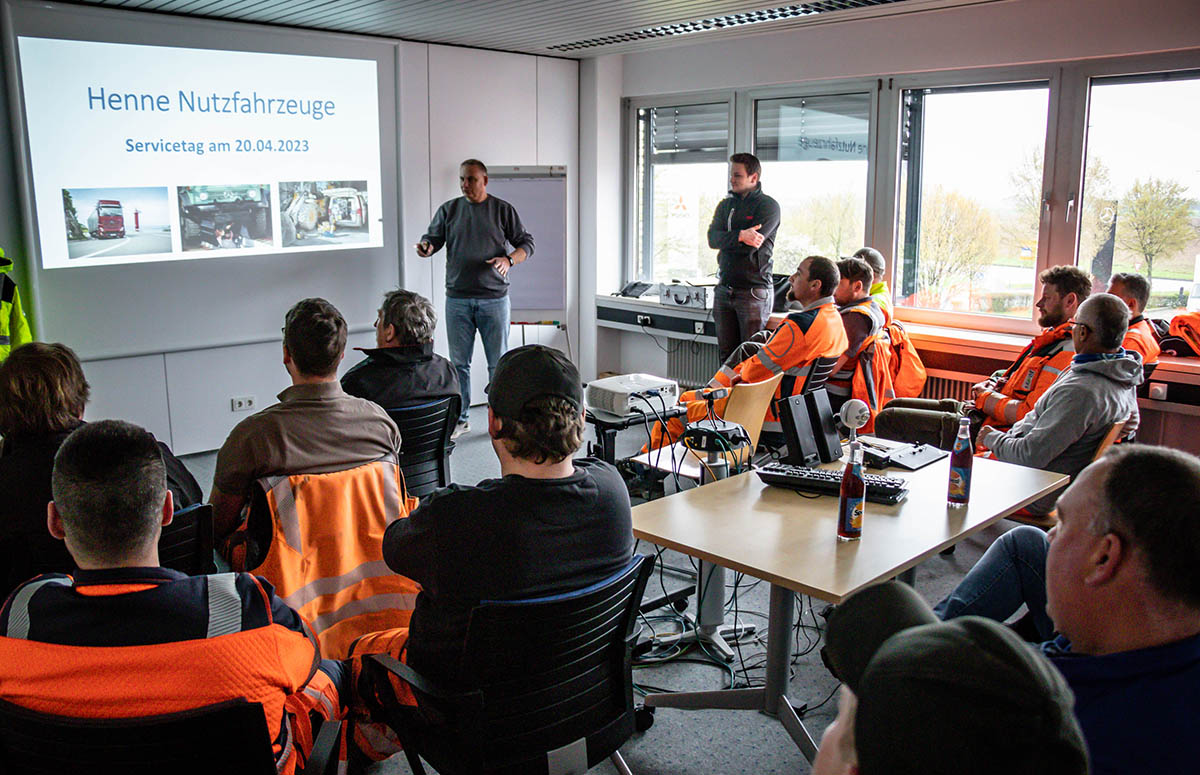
[341,289,460,412]
[346,345,635,762]
[0,342,200,598]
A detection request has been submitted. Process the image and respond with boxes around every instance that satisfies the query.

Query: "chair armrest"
[365,654,479,706]
[300,719,341,775]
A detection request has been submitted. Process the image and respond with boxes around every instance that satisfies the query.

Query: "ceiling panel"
[66,0,1003,58]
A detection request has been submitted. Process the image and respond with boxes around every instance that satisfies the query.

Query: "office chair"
[158,503,217,576]
[0,696,340,774]
[1007,420,1127,530]
[386,395,461,499]
[362,554,655,775]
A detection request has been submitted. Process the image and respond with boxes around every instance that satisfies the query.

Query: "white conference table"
[632,454,1069,760]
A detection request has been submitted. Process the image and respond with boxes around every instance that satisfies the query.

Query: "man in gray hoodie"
[978,292,1142,515]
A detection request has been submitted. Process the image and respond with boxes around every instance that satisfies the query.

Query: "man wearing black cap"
[379,344,635,686]
[815,582,1088,775]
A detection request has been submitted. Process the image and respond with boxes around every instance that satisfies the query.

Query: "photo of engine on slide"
[62,187,172,260]
[177,184,274,251]
[279,180,370,247]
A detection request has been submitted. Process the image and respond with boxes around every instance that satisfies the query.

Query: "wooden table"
[634,454,1069,760]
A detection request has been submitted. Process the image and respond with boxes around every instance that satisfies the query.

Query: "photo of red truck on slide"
[87,199,125,238]
[63,187,172,260]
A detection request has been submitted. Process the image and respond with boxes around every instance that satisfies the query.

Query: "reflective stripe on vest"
[5,577,72,639]
[0,335,9,346]
[206,573,243,638]
[254,455,415,658]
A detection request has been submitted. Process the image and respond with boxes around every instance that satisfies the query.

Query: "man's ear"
[161,489,175,528]
[1084,532,1126,586]
[282,343,292,365]
[381,323,397,345]
[487,406,503,439]
[47,502,66,541]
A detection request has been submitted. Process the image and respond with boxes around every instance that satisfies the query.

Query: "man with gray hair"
[978,292,1142,514]
[342,288,460,412]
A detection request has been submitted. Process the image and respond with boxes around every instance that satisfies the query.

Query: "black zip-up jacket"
[707,183,781,289]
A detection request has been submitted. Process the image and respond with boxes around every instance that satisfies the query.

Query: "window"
[633,102,730,283]
[894,83,1050,319]
[754,92,871,268]
[1077,70,1200,319]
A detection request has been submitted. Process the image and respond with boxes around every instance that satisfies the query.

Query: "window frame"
[743,78,881,272]
[623,90,735,284]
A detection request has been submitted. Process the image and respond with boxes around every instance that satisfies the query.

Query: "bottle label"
[948,466,971,501]
[840,496,864,535]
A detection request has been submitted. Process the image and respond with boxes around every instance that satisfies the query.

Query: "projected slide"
[18,37,383,269]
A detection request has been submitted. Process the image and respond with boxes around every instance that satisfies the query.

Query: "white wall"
[72,37,579,457]
[621,0,1200,95]
[402,43,579,411]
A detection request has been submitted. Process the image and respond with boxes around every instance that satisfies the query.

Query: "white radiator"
[668,341,721,389]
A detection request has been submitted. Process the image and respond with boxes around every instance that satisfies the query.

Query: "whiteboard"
[487,167,566,321]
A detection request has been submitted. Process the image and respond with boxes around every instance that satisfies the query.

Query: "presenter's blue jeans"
[446,295,510,423]
[933,525,1055,642]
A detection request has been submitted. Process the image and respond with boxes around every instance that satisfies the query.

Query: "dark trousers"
[874,397,985,451]
[713,285,772,363]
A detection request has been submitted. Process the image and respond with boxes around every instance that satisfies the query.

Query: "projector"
[586,374,679,418]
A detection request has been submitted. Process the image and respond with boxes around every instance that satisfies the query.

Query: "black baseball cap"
[486,345,583,418]
[822,582,1088,775]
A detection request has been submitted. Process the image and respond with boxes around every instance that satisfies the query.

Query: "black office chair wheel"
[635,705,655,732]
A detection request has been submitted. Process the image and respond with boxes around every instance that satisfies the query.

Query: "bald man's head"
[1076,293,1129,352]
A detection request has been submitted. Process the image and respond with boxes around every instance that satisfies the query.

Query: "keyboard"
[755,462,909,505]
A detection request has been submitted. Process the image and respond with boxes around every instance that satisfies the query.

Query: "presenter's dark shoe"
[451,421,470,440]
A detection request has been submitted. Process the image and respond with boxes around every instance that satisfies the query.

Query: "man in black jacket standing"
[707,153,782,361]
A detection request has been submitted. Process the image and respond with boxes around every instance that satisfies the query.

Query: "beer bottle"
[947,416,973,508]
[838,441,865,541]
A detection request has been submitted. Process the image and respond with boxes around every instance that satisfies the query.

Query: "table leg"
[763,584,794,716]
[779,697,820,763]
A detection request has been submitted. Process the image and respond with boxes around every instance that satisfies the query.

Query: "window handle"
[1042,196,1052,220]
[1065,194,1076,223]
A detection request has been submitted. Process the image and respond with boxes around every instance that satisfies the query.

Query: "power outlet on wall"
[230,395,256,412]
[694,321,705,334]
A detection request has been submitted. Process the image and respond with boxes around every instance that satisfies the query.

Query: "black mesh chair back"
[379,554,654,775]
[800,356,840,395]
[0,697,276,774]
[386,396,461,499]
[158,503,216,576]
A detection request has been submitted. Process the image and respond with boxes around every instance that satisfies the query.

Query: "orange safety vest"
[1124,316,1161,367]
[647,300,848,449]
[829,297,895,433]
[0,573,340,774]
[249,456,420,659]
[885,320,927,398]
[974,321,1074,439]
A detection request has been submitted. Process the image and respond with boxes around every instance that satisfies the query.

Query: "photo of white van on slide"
[279,180,370,248]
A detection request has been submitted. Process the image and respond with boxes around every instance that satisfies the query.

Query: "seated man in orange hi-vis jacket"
[854,246,894,326]
[647,255,848,450]
[826,257,894,432]
[874,265,1092,451]
[1107,272,1160,370]
[0,421,344,774]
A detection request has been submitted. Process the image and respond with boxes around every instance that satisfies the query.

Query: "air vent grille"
[549,0,906,51]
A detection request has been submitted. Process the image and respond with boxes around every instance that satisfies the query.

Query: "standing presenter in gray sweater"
[417,159,535,438]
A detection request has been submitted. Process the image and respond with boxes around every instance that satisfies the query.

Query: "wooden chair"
[0,696,340,774]
[362,555,654,775]
[632,374,784,480]
[1007,420,1127,529]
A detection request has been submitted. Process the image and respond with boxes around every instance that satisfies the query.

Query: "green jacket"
[0,250,33,361]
